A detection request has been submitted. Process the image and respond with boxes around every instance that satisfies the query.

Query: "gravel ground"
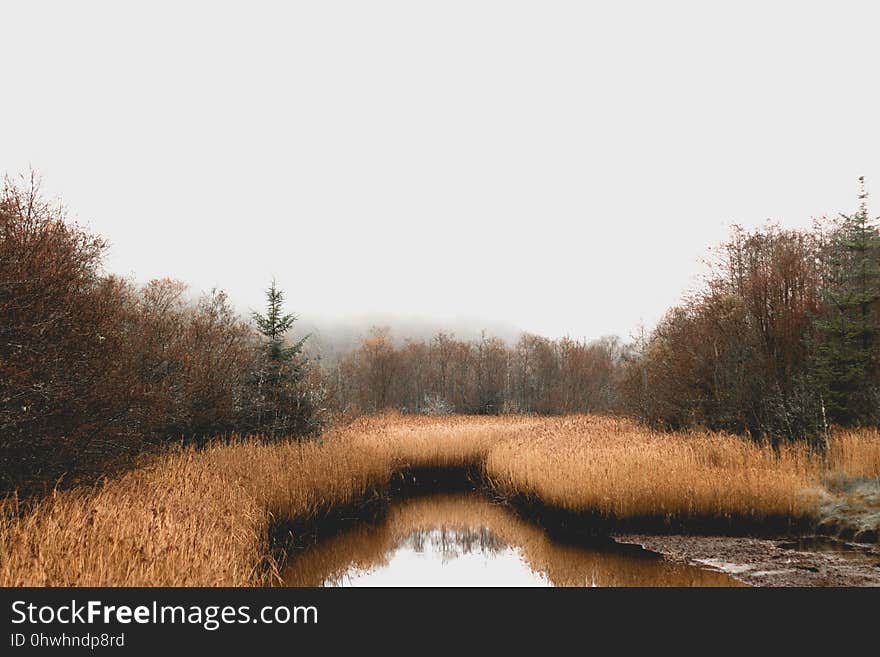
[615,533,880,587]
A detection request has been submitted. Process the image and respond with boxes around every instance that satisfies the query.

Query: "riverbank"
[2,415,878,586]
[616,534,880,587]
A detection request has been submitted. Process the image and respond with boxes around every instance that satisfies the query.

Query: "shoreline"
[616,533,880,587]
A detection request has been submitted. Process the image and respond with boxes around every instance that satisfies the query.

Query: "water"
[281,493,743,587]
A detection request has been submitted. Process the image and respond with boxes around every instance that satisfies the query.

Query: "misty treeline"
[0,174,322,493]
[326,329,625,415]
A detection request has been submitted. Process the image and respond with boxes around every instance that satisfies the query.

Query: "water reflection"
[408,526,501,559]
[281,493,743,587]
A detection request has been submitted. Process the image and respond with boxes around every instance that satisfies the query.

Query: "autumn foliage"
[0,175,320,494]
[623,189,880,442]
[328,328,625,416]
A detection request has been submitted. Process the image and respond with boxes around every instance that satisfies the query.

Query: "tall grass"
[826,428,880,480]
[485,416,823,520]
[1,414,877,586]
[0,418,396,586]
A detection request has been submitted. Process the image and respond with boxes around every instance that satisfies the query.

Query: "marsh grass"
[1,414,877,586]
[826,428,880,480]
[486,416,823,521]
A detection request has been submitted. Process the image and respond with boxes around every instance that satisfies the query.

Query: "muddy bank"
[616,533,880,586]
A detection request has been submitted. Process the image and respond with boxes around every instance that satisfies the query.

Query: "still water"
[281,493,743,587]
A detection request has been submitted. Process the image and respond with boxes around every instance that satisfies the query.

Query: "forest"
[2,172,879,496]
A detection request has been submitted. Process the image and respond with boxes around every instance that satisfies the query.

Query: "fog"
[3,1,879,340]
[295,313,524,364]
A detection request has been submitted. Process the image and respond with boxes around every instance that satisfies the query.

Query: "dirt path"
[616,534,880,586]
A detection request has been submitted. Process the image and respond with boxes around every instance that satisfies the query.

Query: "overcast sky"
[4,1,879,340]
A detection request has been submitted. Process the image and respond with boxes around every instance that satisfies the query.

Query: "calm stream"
[281,493,743,587]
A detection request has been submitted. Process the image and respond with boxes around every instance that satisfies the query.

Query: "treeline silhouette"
[0,174,321,494]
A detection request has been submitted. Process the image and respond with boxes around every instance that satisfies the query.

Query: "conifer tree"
[814,178,880,424]
[249,280,312,437]
[252,279,306,364]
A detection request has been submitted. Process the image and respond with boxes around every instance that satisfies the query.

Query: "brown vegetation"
[486,416,821,520]
[623,191,880,440]
[329,328,625,415]
[4,171,878,502]
[3,172,879,587]
[0,174,320,494]
[2,415,877,586]
[826,428,880,479]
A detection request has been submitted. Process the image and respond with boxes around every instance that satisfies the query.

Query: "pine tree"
[252,280,306,363]
[814,178,880,424]
[249,280,312,437]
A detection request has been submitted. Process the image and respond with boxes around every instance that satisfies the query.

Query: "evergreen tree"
[252,280,306,363]
[248,280,313,437]
[814,178,880,424]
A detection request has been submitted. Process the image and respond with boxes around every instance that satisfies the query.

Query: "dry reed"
[485,416,823,520]
[826,427,880,480]
[1,414,877,586]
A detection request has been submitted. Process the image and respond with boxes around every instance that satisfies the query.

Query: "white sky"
[4,1,879,340]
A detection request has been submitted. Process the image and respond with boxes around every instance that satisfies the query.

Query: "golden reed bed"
[1,415,878,586]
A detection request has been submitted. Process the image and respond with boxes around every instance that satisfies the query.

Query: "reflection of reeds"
[1,414,877,585]
[282,494,743,587]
